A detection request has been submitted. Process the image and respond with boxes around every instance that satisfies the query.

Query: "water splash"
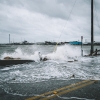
[0,47,40,62]
[43,45,86,61]
[0,45,85,62]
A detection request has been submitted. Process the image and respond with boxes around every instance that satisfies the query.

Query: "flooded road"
[0,45,100,100]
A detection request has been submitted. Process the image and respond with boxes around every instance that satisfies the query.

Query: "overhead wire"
[94,0,100,28]
[84,0,90,3]
[53,0,77,52]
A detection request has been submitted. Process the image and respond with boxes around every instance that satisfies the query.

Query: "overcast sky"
[0,0,100,43]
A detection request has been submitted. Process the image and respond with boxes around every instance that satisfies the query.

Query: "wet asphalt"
[0,79,100,100]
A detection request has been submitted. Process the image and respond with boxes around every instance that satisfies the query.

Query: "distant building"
[69,41,82,45]
[21,40,29,44]
[44,41,69,45]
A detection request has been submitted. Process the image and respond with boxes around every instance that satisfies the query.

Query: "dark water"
[0,45,100,100]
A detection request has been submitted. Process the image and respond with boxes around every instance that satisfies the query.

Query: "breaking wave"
[0,45,87,62]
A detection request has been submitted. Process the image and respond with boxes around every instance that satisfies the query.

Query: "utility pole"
[90,0,94,55]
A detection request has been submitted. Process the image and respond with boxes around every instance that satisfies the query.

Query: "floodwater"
[0,44,100,100]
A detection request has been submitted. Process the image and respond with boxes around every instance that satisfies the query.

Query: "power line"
[94,0,100,28]
[84,0,90,3]
[53,0,77,52]
[59,0,77,40]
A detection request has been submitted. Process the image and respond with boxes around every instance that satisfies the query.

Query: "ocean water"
[0,44,100,98]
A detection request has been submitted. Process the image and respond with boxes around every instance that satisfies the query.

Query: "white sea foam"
[57,95,95,100]
[0,48,40,61]
[0,45,83,62]
[42,45,87,62]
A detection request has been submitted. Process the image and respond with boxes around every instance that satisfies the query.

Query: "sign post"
[81,36,83,56]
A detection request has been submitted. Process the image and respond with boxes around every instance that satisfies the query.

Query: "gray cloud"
[0,0,100,43]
